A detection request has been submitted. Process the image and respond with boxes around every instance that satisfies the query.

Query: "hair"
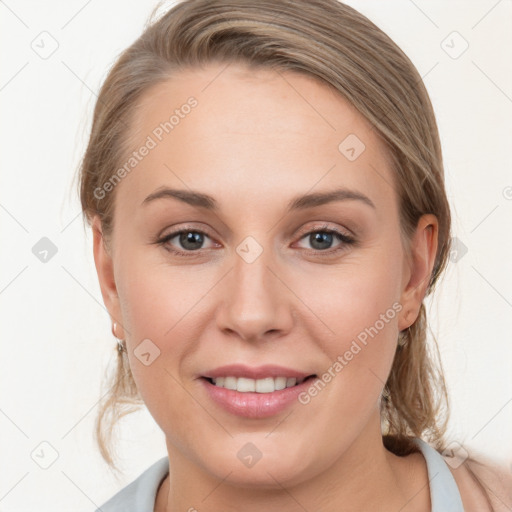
[78,0,453,471]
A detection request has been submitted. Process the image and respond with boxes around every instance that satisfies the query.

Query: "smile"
[200,365,318,418]
[208,376,310,393]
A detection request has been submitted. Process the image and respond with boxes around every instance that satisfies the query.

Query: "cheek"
[114,249,222,414]
[306,250,402,343]
[296,245,403,398]
[116,263,203,441]
[116,248,212,340]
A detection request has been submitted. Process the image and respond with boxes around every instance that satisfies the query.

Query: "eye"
[295,224,356,254]
[156,227,217,256]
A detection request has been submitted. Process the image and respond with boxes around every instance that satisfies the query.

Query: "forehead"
[117,63,397,217]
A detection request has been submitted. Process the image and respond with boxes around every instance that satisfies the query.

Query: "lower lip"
[201,377,316,419]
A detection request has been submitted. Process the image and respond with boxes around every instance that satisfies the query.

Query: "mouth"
[199,365,319,418]
[203,375,317,393]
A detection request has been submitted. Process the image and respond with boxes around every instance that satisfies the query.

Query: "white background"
[1,1,511,510]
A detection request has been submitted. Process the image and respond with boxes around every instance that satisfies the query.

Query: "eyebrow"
[141,186,376,211]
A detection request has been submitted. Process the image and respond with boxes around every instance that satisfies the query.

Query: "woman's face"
[94,63,436,487]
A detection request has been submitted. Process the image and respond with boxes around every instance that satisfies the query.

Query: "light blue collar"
[414,438,464,511]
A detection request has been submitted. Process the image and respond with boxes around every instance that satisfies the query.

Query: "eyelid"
[294,222,354,240]
[292,223,356,253]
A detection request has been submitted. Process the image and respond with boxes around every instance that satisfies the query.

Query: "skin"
[92,63,440,511]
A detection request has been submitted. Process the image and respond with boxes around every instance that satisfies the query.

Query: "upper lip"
[202,364,314,380]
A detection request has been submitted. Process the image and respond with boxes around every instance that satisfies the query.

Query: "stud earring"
[111,322,126,353]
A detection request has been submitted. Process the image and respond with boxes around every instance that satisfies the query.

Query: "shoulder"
[442,449,512,512]
[94,456,169,512]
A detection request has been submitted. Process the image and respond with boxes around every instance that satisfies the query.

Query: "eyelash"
[155,223,356,258]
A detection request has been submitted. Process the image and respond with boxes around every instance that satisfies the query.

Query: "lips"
[200,364,318,418]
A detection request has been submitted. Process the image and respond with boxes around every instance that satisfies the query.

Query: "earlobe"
[398,214,439,331]
[92,216,125,338]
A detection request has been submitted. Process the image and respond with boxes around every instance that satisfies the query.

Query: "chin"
[192,437,319,489]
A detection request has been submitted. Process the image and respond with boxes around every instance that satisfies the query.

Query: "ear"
[92,216,125,338]
[398,214,439,331]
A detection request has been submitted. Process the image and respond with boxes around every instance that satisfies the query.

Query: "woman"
[78,0,511,510]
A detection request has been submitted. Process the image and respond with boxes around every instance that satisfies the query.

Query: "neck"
[156,418,430,512]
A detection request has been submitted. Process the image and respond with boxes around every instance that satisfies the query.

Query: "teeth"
[286,377,297,388]
[237,377,255,392]
[224,376,237,390]
[275,376,287,390]
[211,376,304,393]
[255,377,274,393]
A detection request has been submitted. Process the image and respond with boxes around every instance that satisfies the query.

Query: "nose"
[215,244,295,343]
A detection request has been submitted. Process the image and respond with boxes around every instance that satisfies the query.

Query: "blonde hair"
[78,0,452,471]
